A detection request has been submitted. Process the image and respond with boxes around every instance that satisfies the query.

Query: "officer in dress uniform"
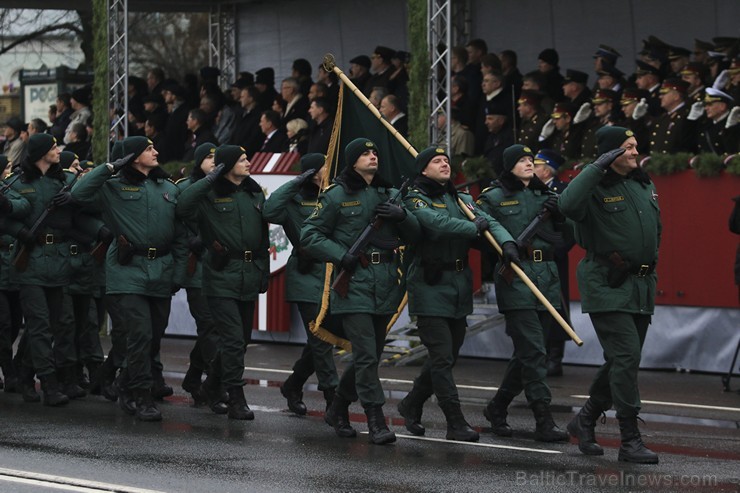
[650,78,696,154]
[263,153,340,415]
[397,147,515,443]
[695,88,739,155]
[301,138,420,445]
[476,144,569,443]
[561,126,661,464]
[517,90,547,150]
[177,145,270,421]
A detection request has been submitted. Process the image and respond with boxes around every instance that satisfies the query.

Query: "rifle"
[0,172,23,195]
[515,208,562,247]
[13,172,80,272]
[331,177,411,298]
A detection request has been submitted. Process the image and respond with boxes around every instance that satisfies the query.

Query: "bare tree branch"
[0,22,80,57]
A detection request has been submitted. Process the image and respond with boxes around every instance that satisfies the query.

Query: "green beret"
[121,136,152,160]
[28,133,56,163]
[415,146,449,174]
[110,140,124,161]
[345,138,378,167]
[502,144,535,172]
[300,153,326,173]
[194,142,217,169]
[214,145,246,173]
[596,126,634,155]
[59,151,79,169]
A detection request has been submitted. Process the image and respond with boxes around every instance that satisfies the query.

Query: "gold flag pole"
[320,53,582,346]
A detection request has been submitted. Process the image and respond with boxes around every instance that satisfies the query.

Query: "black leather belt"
[593,253,656,277]
[519,248,554,262]
[425,258,468,272]
[227,250,253,262]
[132,247,171,259]
[364,251,395,264]
[37,233,66,245]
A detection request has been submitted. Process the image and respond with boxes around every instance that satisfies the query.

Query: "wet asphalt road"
[0,339,738,493]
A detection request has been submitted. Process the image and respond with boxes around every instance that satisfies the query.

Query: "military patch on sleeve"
[603,196,625,203]
[412,198,428,209]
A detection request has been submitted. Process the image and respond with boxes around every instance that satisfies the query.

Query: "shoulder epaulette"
[321,183,338,194]
[480,186,495,194]
[175,177,189,185]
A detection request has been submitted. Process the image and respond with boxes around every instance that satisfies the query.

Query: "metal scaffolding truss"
[209,3,238,90]
[428,0,451,149]
[108,0,129,155]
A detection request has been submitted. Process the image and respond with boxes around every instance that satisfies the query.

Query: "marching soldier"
[397,147,515,442]
[177,145,270,420]
[560,126,661,464]
[263,153,339,415]
[476,144,569,443]
[71,136,187,421]
[175,143,222,410]
[301,138,420,445]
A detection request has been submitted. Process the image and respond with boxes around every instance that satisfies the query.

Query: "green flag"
[325,82,416,187]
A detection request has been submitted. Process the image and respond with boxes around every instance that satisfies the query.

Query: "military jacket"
[263,178,323,304]
[177,175,269,302]
[0,188,30,290]
[176,176,204,289]
[300,170,420,315]
[8,169,81,287]
[404,177,513,318]
[518,112,546,150]
[649,104,696,154]
[559,164,661,314]
[67,212,106,297]
[476,177,561,312]
[696,116,740,155]
[579,117,604,160]
[71,164,187,298]
[543,126,584,160]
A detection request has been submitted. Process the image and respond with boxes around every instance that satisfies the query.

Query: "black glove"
[473,216,489,235]
[260,275,269,293]
[17,227,35,246]
[187,236,205,256]
[293,168,317,186]
[592,148,626,171]
[501,241,522,268]
[543,195,565,222]
[205,163,226,184]
[0,193,11,214]
[375,202,406,223]
[51,191,75,208]
[110,153,136,173]
[341,252,359,272]
[98,226,114,244]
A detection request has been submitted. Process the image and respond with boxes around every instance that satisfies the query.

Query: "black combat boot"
[324,394,356,438]
[201,373,228,414]
[2,363,19,393]
[397,388,430,436]
[116,373,136,415]
[134,388,162,422]
[365,405,396,445]
[441,402,479,442]
[567,398,605,455]
[531,400,569,442]
[546,340,565,377]
[60,366,87,399]
[483,391,515,437]
[84,361,101,392]
[151,368,173,400]
[322,388,336,413]
[40,373,70,407]
[181,365,203,398]
[76,363,90,389]
[226,386,255,420]
[19,366,40,403]
[90,359,117,400]
[617,416,659,464]
[280,373,307,416]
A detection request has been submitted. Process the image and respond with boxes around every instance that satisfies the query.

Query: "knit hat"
[71,87,90,106]
[214,145,246,173]
[28,133,57,162]
[194,142,217,169]
[300,153,326,173]
[596,126,634,155]
[502,144,534,172]
[59,151,79,169]
[345,138,378,167]
[255,67,275,86]
[538,48,559,67]
[121,136,152,160]
[415,146,449,174]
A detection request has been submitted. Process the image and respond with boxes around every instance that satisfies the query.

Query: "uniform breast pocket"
[339,206,364,224]
[212,202,235,213]
[602,201,627,213]
[498,206,521,217]
[116,190,143,201]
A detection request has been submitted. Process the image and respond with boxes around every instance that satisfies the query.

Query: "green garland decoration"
[407,0,428,151]
[92,0,108,163]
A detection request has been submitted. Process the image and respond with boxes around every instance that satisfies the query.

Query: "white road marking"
[570,395,740,413]
[0,467,167,493]
[361,432,562,454]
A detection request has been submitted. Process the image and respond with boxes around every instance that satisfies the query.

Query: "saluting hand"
[205,163,226,184]
[109,153,136,173]
[293,168,317,186]
[592,148,626,171]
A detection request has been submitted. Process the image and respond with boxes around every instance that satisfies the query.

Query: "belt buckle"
[637,264,650,277]
[147,248,157,260]
[371,252,381,264]
[70,245,78,255]
[532,249,543,262]
[45,234,54,245]
[244,250,252,262]
[455,259,464,272]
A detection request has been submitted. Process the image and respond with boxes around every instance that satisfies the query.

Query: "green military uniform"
[476,144,568,442]
[560,126,661,463]
[263,153,338,413]
[175,143,219,400]
[399,147,514,441]
[71,136,187,421]
[177,145,269,420]
[301,138,420,444]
